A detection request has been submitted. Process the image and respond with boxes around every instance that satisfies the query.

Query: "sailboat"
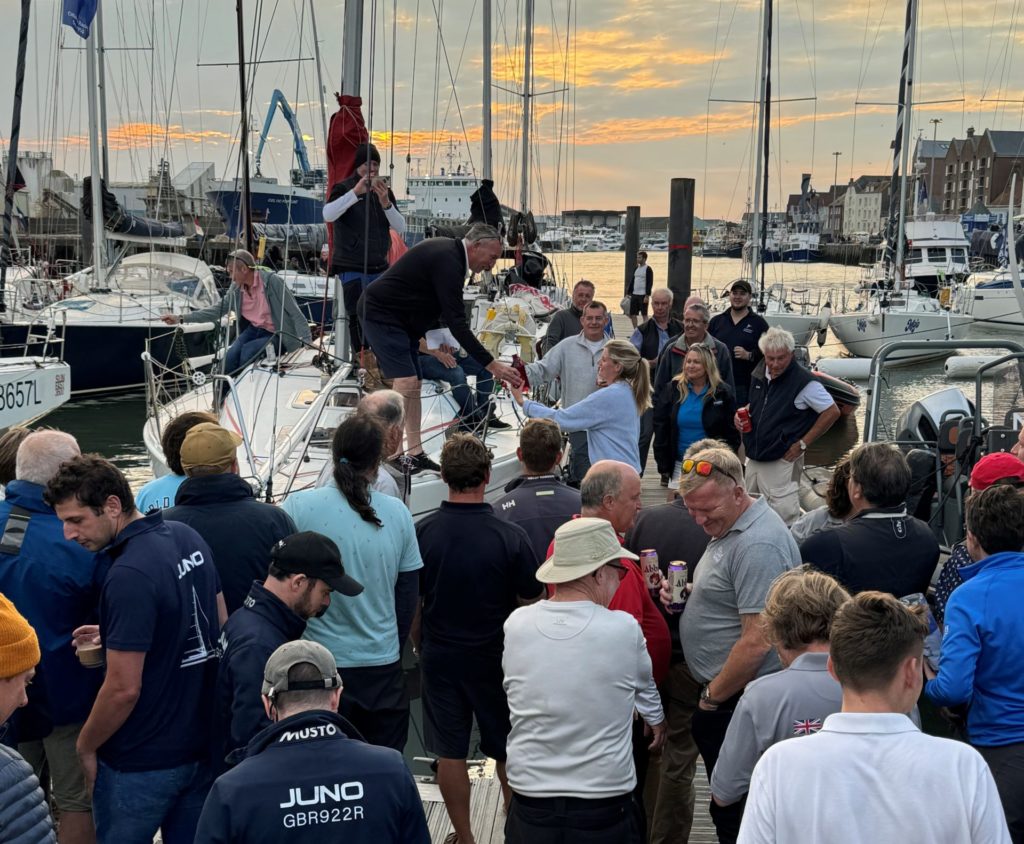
[828,0,973,362]
[142,0,533,515]
[0,2,222,394]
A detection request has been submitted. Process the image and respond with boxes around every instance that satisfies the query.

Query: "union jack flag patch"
[792,718,823,736]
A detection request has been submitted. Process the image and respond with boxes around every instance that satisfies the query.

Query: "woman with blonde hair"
[510,339,650,473]
[653,342,738,499]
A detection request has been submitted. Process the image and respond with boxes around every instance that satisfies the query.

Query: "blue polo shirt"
[135,473,186,513]
[97,512,222,771]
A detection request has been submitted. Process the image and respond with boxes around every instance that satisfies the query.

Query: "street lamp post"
[831,152,842,234]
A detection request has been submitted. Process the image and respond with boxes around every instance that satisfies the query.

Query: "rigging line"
[978,0,1001,105]
[938,0,964,96]
[406,0,422,185]
[428,1,442,175]
[855,0,892,100]
[389,0,398,176]
[429,0,478,177]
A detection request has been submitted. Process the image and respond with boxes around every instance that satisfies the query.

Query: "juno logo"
[279,782,365,808]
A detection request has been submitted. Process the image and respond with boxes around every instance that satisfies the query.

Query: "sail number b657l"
[0,379,43,411]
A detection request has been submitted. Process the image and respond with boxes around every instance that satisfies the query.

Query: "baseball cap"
[270,531,364,597]
[729,279,753,294]
[226,248,256,268]
[179,422,242,471]
[969,452,1024,491]
[262,640,341,698]
[536,517,639,584]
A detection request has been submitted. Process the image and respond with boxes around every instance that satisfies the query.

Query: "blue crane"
[254,89,313,179]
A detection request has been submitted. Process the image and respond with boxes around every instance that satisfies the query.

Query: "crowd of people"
[1,232,1023,844]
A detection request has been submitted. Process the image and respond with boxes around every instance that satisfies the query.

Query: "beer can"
[737,406,752,433]
[639,549,661,595]
[667,561,688,612]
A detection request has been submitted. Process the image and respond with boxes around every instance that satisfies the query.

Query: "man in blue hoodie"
[195,640,429,843]
[217,532,364,764]
[926,483,1024,841]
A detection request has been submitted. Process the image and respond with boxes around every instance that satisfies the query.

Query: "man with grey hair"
[630,288,683,476]
[316,390,410,501]
[0,430,101,844]
[737,326,839,525]
[164,248,311,375]
[661,445,798,840]
[581,461,670,828]
[361,223,522,474]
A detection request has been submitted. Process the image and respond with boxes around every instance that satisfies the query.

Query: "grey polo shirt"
[679,496,799,683]
[710,651,841,804]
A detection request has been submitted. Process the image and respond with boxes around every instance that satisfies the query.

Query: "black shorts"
[361,317,422,379]
[421,647,510,761]
[627,294,648,317]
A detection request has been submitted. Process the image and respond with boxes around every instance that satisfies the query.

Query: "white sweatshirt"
[502,600,664,799]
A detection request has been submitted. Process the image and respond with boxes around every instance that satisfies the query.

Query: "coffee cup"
[77,644,104,669]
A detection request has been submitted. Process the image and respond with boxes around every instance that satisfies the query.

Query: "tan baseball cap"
[179,422,243,471]
[536,517,639,584]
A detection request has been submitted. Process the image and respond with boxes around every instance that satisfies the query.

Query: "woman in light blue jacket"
[510,339,651,473]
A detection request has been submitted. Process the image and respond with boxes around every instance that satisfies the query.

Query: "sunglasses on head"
[681,458,738,485]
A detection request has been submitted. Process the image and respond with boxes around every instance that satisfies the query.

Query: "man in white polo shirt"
[737,591,1011,844]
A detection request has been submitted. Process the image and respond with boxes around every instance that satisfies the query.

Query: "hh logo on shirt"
[792,718,822,736]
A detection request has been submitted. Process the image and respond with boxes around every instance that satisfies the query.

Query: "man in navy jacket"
[217,532,363,764]
[196,640,429,844]
[164,422,297,614]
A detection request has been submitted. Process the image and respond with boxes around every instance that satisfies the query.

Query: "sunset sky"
[0,0,1021,222]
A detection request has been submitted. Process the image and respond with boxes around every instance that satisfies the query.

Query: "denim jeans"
[93,759,211,844]
[225,324,274,374]
[418,352,494,419]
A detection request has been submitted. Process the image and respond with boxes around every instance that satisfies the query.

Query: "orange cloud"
[63,122,233,150]
[493,26,721,91]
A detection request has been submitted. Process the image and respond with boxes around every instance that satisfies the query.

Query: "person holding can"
[734,327,839,526]
[653,343,739,503]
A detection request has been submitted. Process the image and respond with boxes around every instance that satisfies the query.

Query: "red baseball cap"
[968,452,1024,491]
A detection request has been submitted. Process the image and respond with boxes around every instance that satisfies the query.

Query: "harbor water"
[33,253,1023,488]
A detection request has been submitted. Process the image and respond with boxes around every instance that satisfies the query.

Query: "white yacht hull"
[829,310,974,361]
[0,357,71,428]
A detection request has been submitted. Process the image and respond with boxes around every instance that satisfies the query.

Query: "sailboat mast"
[308,0,330,147]
[96,1,110,180]
[520,0,533,212]
[0,0,31,312]
[482,0,492,181]
[750,0,772,292]
[235,0,254,252]
[86,23,107,286]
[887,0,918,281]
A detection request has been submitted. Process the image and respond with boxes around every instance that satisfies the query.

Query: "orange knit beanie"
[0,592,40,678]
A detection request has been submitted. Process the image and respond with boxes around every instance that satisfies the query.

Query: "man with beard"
[216,532,365,763]
[708,280,769,406]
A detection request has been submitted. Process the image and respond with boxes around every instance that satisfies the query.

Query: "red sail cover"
[326,93,370,262]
